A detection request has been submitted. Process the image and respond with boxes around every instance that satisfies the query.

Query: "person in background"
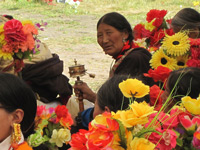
[0,73,37,150]
[161,67,200,112]
[171,8,200,39]
[74,12,152,104]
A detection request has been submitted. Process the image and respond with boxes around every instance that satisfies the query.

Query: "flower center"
[177,61,185,66]
[161,58,167,65]
[172,41,180,45]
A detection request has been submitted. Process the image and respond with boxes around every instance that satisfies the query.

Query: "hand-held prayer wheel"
[68,59,95,112]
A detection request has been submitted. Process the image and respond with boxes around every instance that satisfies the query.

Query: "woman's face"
[97,23,128,58]
[0,108,13,143]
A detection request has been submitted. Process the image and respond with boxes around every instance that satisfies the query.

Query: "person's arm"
[73,82,97,103]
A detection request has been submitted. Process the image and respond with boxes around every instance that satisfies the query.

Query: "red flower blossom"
[150,85,164,108]
[55,105,69,120]
[69,129,88,150]
[144,66,172,82]
[149,29,165,47]
[187,59,200,68]
[133,24,151,40]
[3,19,26,43]
[146,9,167,28]
[190,47,200,60]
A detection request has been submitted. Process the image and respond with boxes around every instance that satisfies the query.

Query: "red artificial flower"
[146,9,167,28]
[190,47,200,60]
[165,28,175,36]
[133,24,151,40]
[55,105,69,120]
[149,85,164,108]
[149,29,165,47]
[69,129,88,150]
[187,59,200,68]
[3,19,26,43]
[189,38,200,46]
[144,66,172,83]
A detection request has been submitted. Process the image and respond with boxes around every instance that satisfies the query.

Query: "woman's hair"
[97,12,134,42]
[167,67,200,102]
[171,8,200,30]
[0,73,37,138]
[96,75,149,112]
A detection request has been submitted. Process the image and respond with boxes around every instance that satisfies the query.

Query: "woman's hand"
[73,82,96,103]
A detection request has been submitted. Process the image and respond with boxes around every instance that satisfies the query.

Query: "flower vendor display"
[0,18,41,73]
[27,105,73,149]
[149,31,200,70]
[133,9,174,52]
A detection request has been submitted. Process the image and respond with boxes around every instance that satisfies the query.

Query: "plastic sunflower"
[175,55,188,70]
[162,32,190,56]
[150,49,177,70]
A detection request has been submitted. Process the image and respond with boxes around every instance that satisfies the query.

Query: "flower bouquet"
[133,9,174,52]
[0,18,41,73]
[28,105,73,149]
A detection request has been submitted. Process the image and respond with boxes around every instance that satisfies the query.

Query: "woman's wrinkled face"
[0,107,13,143]
[97,23,128,58]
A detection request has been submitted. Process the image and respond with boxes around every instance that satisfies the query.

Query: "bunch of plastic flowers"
[27,105,73,149]
[133,9,174,52]
[69,78,164,150]
[0,19,41,73]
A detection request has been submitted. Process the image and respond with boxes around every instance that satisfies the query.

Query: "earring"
[11,123,22,149]
[122,38,126,43]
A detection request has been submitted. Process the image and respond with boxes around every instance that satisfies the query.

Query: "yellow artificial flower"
[162,32,190,56]
[0,49,13,60]
[145,19,156,32]
[150,49,177,70]
[193,1,200,6]
[175,55,188,70]
[21,20,34,26]
[112,101,156,128]
[182,95,200,115]
[129,137,155,150]
[49,128,71,147]
[0,24,4,33]
[119,78,150,98]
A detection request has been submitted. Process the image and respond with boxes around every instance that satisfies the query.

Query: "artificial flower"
[91,112,119,131]
[175,55,188,69]
[149,28,165,47]
[49,128,71,147]
[179,114,200,131]
[21,20,34,26]
[150,49,177,70]
[149,84,164,107]
[144,66,172,82]
[182,96,200,115]
[86,129,114,149]
[69,129,88,150]
[113,101,156,128]
[146,9,167,28]
[187,59,200,68]
[55,105,69,121]
[0,49,13,60]
[162,32,190,56]
[129,137,155,150]
[119,78,150,98]
[133,24,151,40]
[145,19,156,31]
[15,141,33,150]
[192,131,200,149]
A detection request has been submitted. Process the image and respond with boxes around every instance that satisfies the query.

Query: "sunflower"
[175,55,188,70]
[162,32,190,56]
[150,49,177,70]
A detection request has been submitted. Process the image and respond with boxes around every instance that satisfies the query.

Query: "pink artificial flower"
[192,129,200,149]
[179,115,200,131]
[36,105,46,116]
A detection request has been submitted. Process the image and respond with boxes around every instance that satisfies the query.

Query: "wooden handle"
[75,77,84,112]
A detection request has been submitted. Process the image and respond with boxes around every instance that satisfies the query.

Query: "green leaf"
[115,119,127,149]
[176,138,183,147]
[133,127,161,138]
[16,52,23,59]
